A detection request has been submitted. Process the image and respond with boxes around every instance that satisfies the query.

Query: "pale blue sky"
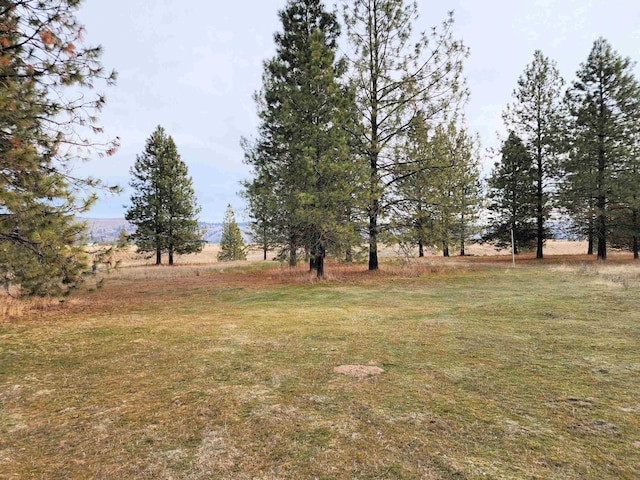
[76,0,640,222]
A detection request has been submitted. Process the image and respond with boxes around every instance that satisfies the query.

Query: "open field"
[1,250,639,479]
[96,240,593,268]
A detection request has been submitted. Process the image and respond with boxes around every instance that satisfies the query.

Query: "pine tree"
[392,118,481,257]
[243,0,360,277]
[422,124,481,257]
[390,113,436,257]
[448,128,483,257]
[0,0,117,296]
[343,0,468,270]
[483,132,538,253]
[503,51,564,259]
[614,126,640,258]
[241,165,279,261]
[217,205,246,262]
[125,126,202,265]
[116,227,130,249]
[563,38,640,260]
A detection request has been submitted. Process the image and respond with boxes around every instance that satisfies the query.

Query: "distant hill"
[80,218,252,244]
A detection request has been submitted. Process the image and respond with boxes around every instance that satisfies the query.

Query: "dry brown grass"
[96,240,593,269]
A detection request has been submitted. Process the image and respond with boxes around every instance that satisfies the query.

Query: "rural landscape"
[2,0,640,478]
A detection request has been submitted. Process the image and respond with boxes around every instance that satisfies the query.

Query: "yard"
[1,252,639,479]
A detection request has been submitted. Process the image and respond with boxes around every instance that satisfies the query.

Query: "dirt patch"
[333,365,384,378]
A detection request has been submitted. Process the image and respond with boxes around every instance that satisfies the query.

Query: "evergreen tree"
[243,0,360,277]
[449,129,483,257]
[393,118,481,257]
[0,0,117,296]
[614,125,640,258]
[217,205,246,262]
[428,124,482,257]
[125,126,202,265]
[116,227,130,249]
[559,122,599,254]
[241,165,279,261]
[390,113,435,257]
[563,38,640,260]
[503,50,564,259]
[483,132,538,253]
[343,0,468,270]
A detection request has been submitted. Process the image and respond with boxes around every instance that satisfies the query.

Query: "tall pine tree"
[503,51,564,259]
[614,123,640,258]
[483,132,538,253]
[125,126,202,265]
[563,38,640,260]
[343,0,468,270]
[0,0,117,296]
[243,0,360,277]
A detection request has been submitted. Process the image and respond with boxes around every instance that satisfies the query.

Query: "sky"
[75,0,640,222]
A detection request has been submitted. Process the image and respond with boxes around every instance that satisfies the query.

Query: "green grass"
[1,261,639,479]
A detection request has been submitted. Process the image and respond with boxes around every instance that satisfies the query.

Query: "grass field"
[1,250,639,479]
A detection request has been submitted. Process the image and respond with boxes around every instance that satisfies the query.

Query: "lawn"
[1,257,639,479]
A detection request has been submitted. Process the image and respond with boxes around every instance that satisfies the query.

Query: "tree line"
[2,0,639,295]
[243,0,473,277]
[243,0,640,276]
[485,42,640,261]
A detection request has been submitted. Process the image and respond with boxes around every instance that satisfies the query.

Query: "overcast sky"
[76,0,640,222]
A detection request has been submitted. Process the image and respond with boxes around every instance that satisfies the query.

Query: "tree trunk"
[316,253,324,278]
[169,249,174,266]
[368,39,379,273]
[289,234,297,267]
[596,89,607,261]
[536,168,544,259]
[316,244,325,278]
[596,215,607,260]
[596,146,607,261]
[443,243,449,257]
[459,210,466,257]
[587,224,595,255]
[156,249,161,265]
[418,241,424,258]
[633,208,639,260]
[596,204,607,260]
[369,210,379,270]
[345,247,353,263]
[535,107,545,260]
[263,226,268,260]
